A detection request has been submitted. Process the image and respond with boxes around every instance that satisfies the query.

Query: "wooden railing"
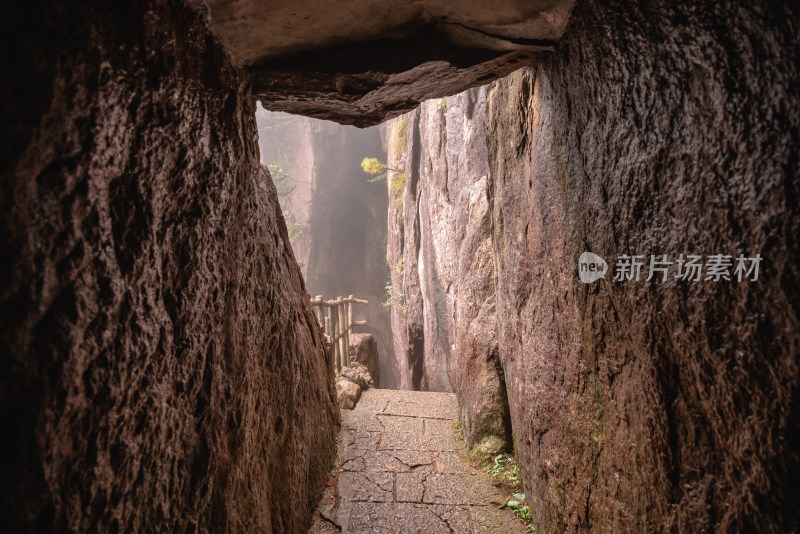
[310,294,368,372]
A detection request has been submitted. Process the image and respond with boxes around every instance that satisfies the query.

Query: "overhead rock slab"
[190,0,574,126]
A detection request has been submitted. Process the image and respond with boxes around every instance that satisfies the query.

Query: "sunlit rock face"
[384,90,513,454]
[0,1,338,531]
[191,0,574,126]
[386,0,799,531]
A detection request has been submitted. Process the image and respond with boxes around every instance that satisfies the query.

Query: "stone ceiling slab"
[191,0,574,125]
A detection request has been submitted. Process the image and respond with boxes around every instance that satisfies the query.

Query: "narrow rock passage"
[309,390,525,533]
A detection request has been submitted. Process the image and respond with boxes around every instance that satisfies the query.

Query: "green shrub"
[390,172,406,194]
[361,156,405,184]
[498,491,534,530]
[361,157,384,175]
[382,281,407,311]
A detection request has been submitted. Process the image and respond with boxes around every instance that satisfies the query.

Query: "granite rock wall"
[386,0,800,530]
[384,92,513,455]
[0,1,338,531]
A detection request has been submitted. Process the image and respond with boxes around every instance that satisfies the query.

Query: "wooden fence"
[310,294,368,372]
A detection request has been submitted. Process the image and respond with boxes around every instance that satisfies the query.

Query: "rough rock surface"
[386,1,800,531]
[384,114,424,391]
[489,2,800,531]
[348,334,381,389]
[384,92,512,454]
[336,364,376,409]
[339,364,375,392]
[192,0,574,125]
[0,1,338,531]
[335,379,362,410]
[309,389,526,533]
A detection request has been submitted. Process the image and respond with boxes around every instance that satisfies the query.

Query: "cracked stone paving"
[308,390,526,533]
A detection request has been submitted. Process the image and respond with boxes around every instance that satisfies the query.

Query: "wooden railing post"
[309,294,370,374]
[322,315,329,365]
[331,299,339,370]
[346,294,354,366]
[336,297,344,371]
[314,295,324,331]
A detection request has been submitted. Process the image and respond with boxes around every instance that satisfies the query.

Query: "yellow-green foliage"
[390,172,406,194]
[392,117,409,159]
[382,281,407,311]
[361,157,386,175]
[390,172,406,209]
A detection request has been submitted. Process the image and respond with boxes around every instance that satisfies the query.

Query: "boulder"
[339,364,374,391]
[335,378,362,410]
[348,334,381,388]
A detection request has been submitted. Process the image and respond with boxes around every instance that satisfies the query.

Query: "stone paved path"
[309,389,526,534]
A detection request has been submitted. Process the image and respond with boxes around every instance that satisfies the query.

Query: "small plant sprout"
[382,281,407,311]
[485,453,521,488]
[498,491,533,529]
[480,453,534,528]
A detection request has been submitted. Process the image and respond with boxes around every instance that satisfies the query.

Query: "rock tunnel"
[1,0,798,532]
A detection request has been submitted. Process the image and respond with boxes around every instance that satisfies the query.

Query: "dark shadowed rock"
[0,1,338,531]
[348,334,381,388]
[191,0,574,125]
